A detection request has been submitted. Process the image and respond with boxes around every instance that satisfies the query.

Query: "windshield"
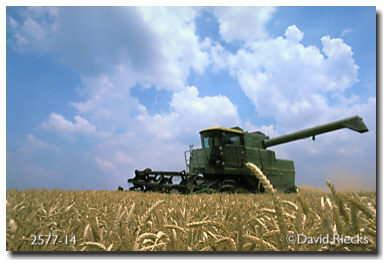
[201,131,242,148]
[203,136,220,148]
[200,130,244,168]
[222,132,243,145]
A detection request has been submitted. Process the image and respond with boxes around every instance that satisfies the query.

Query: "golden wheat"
[6,174,376,252]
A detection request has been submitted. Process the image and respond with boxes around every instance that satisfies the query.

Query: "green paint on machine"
[123,116,368,194]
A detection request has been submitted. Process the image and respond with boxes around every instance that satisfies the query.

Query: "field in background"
[6,185,376,252]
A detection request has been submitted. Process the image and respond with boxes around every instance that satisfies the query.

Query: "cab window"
[203,137,210,148]
[230,135,241,145]
[222,132,242,145]
[202,136,221,148]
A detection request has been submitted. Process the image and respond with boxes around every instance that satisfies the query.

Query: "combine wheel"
[219,179,237,193]
[170,188,179,194]
[193,188,215,194]
[233,187,250,194]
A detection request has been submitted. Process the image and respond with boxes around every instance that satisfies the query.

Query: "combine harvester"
[121,116,368,194]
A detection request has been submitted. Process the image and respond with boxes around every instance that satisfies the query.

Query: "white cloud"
[9,7,210,92]
[212,7,276,43]
[88,85,241,179]
[41,113,97,136]
[45,71,240,178]
[95,156,117,171]
[7,134,61,189]
[211,24,362,131]
[208,22,374,190]
[137,7,210,88]
[9,7,55,53]
[136,86,241,139]
[95,151,136,178]
[8,16,19,28]
[285,25,304,43]
[70,72,146,133]
[16,134,59,158]
[7,7,375,190]
[9,7,223,178]
[244,120,278,138]
[340,28,353,37]
[26,134,59,151]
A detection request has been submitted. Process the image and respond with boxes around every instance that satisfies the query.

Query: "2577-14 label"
[30,233,76,246]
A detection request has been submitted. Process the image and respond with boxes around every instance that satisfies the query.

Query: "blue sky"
[6,6,376,190]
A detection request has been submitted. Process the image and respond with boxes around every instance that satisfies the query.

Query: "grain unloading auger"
[123,116,368,194]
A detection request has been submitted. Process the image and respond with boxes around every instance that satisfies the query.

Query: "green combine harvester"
[122,116,368,193]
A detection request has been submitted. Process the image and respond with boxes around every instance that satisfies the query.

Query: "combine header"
[122,116,368,194]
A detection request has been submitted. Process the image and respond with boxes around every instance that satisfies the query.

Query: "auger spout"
[262,116,368,149]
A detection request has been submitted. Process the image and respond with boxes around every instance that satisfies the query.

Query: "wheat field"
[6,164,376,252]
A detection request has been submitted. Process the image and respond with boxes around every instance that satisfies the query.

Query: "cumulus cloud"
[7,7,375,190]
[244,120,278,138]
[70,72,145,133]
[136,86,241,139]
[8,7,219,181]
[8,7,210,91]
[26,134,59,151]
[208,20,374,189]
[41,113,97,136]
[211,24,363,131]
[285,25,304,43]
[89,85,241,181]
[212,7,276,43]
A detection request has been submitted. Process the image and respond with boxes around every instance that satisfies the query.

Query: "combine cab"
[124,116,368,193]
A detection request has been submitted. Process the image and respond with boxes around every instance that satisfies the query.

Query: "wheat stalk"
[187,220,227,232]
[246,162,275,193]
[81,241,109,251]
[6,188,376,252]
[246,162,289,250]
